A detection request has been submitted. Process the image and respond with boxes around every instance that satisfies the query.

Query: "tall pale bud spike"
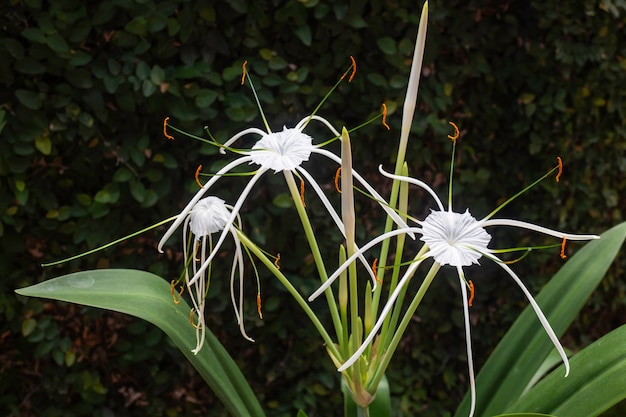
[395,1,428,174]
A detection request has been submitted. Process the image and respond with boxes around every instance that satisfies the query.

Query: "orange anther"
[556,156,563,183]
[381,103,390,130]
[163,117,174,140]
[194,241,202,261]
[468,280,475,307]
[241,60,248,85]
[560,237,567,259]
[257,293,263,319]
[195,165,204,188]
[170,280,184,305]
[372,258,382,285]
[334,167,342,193]
[448,121,460,142]
[189,308,201,329]
[300,177,306,207]
[274,253,281,269]
[348,56,356,82]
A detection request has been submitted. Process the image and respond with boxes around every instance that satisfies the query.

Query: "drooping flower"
[159,60,408,293]
[181,196,252,353]
[309,125,599,416]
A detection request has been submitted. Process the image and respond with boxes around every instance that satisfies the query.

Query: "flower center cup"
[420,210,491,267]
[250,127,314,172]
[189,197,232,236]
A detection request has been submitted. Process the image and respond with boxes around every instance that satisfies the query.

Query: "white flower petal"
[308,227,423,301]
[189,197,231,236]
[420,210,491,267]
[495,260,570,376]
[479,218,600,241]
[457,266,476,417]
[338,256,429,372]
[251,127,314,172]
[189,169,267,286]
[157,156,254,252]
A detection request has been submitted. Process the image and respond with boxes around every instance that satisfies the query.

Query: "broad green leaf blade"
[493,414,555,417]
[505,324,626,417]
[16,269,265,417]
[454,222,626,417]
[521,347,570,397]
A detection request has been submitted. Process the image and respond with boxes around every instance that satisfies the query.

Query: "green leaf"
[294,25,312,46]
[65,68,93,89]
[126,16,148,36]
[454,222,626,417]
[45,33,69,53]
[15,89,42,110]
[21,28,45,43]
[16,270,266,417]
[14,58,46,75]
[94,183,120,204]
[377,37,397,55]
[195,89,218,108]
[493,414,556,417]
[505,324,626,417]
[150,65,165,84]
[35,135,52,155]
[272,193,293,208]
[140,189,158,208]
[22,318,37,336]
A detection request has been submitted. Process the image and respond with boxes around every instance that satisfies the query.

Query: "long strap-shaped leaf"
[454,222,626,417]
[16,269,266,417]
[504,323,626,416]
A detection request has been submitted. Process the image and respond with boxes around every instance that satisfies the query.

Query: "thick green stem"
[356,405,370,417]
[236,231,342,361]
[283,170,343,343]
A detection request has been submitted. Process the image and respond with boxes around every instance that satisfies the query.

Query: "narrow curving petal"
[296,167,345,234]
[378,165,445,212]
[495,259,570,376]
[308,227,423,301]
[456,266,476,417]
[301,114,342,138]
[337,256,428,372]
[296,167,379,290]
[158,156,254,252]
[478,218,600,241]
[189,169,268,287]
[219,127,267,154]
[230,229,254,342]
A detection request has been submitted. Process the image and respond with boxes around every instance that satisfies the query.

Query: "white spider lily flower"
[310,137,599,417]
[182,196,252,354]
[159,68,409,293]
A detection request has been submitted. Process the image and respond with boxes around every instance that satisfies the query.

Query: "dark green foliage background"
[2,0,625,416]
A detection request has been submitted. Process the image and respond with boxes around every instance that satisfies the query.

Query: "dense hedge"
[2,1,625,416]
